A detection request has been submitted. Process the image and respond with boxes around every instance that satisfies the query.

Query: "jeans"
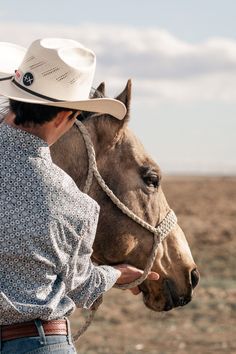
[0,319,77,353]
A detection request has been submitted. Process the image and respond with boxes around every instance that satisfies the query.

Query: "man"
[0,38,159,353]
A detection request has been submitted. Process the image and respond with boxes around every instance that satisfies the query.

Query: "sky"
[0,0,235,175]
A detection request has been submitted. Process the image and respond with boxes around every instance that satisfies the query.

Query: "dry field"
[70,176,236,354]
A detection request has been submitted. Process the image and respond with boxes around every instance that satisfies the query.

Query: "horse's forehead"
[121,129,158,168]
[123,129,144,152]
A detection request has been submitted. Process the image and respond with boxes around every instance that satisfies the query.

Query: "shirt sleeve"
[59,198,121,309]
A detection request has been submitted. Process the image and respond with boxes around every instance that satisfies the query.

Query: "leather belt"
[1,319,68,342]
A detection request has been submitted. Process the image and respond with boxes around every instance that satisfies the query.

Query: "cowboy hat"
[0,38,126,120]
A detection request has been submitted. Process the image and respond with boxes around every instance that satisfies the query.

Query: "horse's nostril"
[191,268,200,289]
[179,296,186,306]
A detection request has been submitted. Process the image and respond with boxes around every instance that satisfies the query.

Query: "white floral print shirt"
[0,123,120,325]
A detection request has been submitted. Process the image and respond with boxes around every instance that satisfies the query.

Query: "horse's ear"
[92,82,106,98]
[102,80,132,144]
[88,80,132,146]
[115,79,131,124]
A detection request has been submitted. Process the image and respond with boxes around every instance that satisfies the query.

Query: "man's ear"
[54,110,73,127]
[68,110,81,120]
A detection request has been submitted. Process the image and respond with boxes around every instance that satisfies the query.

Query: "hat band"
[0,76,14,81]
[12,78,62,102]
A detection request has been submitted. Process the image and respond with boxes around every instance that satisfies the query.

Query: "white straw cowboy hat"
[0,38,126,119]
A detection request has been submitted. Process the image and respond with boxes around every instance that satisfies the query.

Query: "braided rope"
[72,120,177,340]
[72,296,103,342]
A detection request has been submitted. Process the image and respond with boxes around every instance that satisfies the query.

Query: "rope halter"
[72,120,178,340]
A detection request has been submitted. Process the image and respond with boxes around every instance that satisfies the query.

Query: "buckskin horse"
[51,80,200,313]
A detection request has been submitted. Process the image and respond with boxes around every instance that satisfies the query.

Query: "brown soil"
[70,176,236,354]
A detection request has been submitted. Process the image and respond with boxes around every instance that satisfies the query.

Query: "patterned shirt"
[0,122,120,325]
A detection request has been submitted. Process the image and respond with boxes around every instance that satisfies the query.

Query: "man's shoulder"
[43,161,80,197]
[42,161,100,218]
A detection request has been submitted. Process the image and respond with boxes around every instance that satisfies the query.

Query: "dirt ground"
[70,176,236,354]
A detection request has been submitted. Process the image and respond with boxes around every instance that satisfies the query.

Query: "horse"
[50,80,200,312]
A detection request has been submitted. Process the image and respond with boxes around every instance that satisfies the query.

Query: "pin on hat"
[0,38,126,119]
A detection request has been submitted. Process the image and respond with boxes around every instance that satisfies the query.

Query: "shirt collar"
[0,122,52,162]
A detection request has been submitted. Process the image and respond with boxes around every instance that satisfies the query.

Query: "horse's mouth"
[138,283,164,312]
[163,279,189,311]
[139,279,192,312]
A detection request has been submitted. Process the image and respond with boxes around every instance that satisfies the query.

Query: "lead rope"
[72,120,177,342]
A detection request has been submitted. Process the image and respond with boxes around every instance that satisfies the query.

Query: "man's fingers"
[114,264,160,286]
[129,286,141,295]
[147,271,160,280]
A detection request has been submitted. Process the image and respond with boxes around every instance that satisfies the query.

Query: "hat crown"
[15,38,96,101]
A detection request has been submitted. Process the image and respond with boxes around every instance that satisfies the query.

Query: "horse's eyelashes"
[140,166,161,189]
[142,174,160,189]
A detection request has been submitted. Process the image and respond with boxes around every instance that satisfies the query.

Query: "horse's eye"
[142,173,160,189]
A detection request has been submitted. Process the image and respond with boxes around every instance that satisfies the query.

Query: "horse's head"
[51,80,199,312]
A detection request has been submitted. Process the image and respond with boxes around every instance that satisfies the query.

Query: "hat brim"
[0,42,26,76]
[0,78,127,120]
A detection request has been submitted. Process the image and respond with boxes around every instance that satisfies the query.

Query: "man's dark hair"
[9,99,73,126]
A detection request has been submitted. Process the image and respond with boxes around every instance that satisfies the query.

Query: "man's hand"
[113,264,160,295]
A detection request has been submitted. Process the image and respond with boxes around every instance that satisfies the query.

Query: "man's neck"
[4,113,52,145]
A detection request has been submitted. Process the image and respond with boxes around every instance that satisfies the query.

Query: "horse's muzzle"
[139,267,200,312]
[163,278,192,311]
[163,268,200,311]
